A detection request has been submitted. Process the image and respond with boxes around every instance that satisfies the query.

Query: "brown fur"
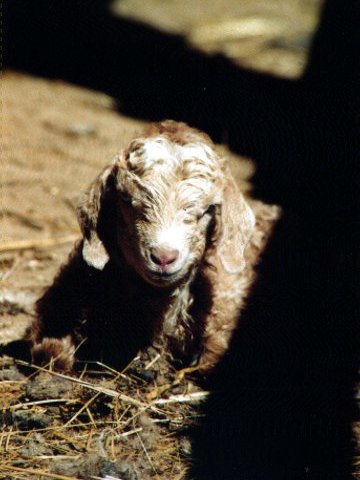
[30,121,258,371]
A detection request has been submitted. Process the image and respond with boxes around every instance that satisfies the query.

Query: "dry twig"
[0,235,79,253]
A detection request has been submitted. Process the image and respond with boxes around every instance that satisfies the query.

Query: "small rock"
[136,369,156,383]
[27,259,41,270]
[52,453,99,478]
[11,410,52,430]
[100,460,138,480]
[52,454,138,480]
[65,123,96,137]
[25,372,74,401]
[0,364,26,382]
[19,433,54,457]
[46,406,61,416]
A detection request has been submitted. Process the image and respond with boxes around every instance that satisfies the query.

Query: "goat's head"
[77,121,255,287]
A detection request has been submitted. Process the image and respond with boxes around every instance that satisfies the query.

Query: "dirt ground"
[1,71,279,480]
[0,73,281,479]
[113,0,323,79]
[1,1,325,478]
[1,69,278,342]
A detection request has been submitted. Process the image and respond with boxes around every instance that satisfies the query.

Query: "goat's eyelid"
[182,201,197,211]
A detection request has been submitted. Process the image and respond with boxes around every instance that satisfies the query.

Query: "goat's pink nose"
[150,247,179,267]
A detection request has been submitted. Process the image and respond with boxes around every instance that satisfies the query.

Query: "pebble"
[65,123,96,137]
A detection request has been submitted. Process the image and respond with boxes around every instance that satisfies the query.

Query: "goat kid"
[30,121,255,371]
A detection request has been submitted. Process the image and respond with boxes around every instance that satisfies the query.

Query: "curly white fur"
[31,120,256,370]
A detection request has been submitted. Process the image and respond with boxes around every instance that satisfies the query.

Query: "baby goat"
[30,121,255,371]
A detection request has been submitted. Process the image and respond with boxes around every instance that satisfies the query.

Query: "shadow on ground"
[5,0,359,478]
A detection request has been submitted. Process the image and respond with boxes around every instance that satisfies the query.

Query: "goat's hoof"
[31,336,75,372]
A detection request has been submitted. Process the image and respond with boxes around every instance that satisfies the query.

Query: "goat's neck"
[159,272,196,354]
[119,262,196,346]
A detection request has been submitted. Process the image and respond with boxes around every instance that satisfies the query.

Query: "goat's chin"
[134,263,190,288]
[142,269,185,288]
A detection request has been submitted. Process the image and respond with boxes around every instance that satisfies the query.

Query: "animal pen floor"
[1,0,325,478]
[1,70,280,480]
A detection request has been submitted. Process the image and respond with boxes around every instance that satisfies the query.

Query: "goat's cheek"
[191,232,207,261]
[122,222,153,270]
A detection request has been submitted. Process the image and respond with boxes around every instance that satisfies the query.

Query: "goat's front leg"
[198,287,243,371]
[30,244,93,371]
[199,322,235,370]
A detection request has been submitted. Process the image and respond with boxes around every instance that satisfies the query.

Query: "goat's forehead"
[137,175,215,209]
[127,136,218,175]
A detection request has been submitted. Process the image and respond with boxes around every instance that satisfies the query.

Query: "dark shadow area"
[1,340,32,363]
[188,1,359,478]
[5,0,295,188]
[30,243,168,371]
[4,0,359,478]
[190,212,359,479]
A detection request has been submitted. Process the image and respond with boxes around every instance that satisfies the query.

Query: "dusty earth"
[113,0,323,79]
[1,1,325,478]
[1,71,279,480]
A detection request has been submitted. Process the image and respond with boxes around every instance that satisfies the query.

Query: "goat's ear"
[77,164,116,270]
[215,172,255,274]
